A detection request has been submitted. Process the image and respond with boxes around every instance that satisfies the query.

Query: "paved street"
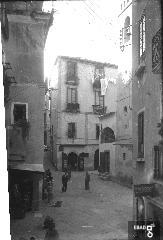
[11,171,133,240]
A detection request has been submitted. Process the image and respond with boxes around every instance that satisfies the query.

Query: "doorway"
[94,149,99,170]
[68,152,78,171]
[104,151,110,173]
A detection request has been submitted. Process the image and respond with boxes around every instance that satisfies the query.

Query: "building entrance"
[68,152,78,171]
[94,149,99,170]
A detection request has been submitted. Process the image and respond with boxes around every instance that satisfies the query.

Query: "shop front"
[8,163,44,219]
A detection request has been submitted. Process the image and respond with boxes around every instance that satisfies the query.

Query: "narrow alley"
[11,171,132,240]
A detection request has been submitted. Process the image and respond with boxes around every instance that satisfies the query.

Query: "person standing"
[62,172,69,192]
[44,217,59,240]
[85,171,90,190]
[67,165,71,181]
[47,180,53,203]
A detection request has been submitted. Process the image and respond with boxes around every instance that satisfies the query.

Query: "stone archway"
[101,127,115,143]
[68,152,78,171]
[94,149,99,170]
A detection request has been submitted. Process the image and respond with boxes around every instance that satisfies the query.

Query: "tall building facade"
[2,2,53,216]
[132,0,162,235]
[51,56,118,171]
[114,0,133,186]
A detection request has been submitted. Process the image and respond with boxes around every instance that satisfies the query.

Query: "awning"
[8,163,45,173]
[113,139,133,146]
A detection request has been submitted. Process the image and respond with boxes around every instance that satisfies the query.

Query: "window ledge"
[65,81,79,86]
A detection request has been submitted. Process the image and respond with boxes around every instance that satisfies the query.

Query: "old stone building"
[50,56,118,171]
[132,0,162,235]
[99,112,116,176]
[114,0,133,186]
[2,1,53,217]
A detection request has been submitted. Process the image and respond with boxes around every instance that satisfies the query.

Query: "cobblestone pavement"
[11,170,133,240]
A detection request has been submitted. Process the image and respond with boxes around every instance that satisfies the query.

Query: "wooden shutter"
[96,124,100,139]
[67,88,71,103]
[67,61,76,80]
[138,112,144,157]
[72,122,76,138]
[99,95,104,107]
[71,89,76,103]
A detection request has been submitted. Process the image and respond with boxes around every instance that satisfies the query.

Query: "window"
[94,66,105,81]
[124,106,128,113]
[11,102,28,124]
[44,130,47,145]
[95,90,104,107]
[124,16,130,43]
[154,146,163,180]
[123,153,126,161]
[139,13,146,61]
[121,4,122,10]
[138,112,144,158]
[67,88,77,103]
[68,122,76,139]
[67,61,77,82]
[101,127,115,143]
[96,124,100,140]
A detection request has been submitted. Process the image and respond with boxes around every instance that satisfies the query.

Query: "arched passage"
[101,127,115,143]
[94,149,99,170]
[68,152,78,171]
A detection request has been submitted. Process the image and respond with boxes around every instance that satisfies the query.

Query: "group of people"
[62,168,90,192]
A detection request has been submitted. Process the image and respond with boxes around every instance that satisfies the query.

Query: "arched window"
[101,127,115,143]
[124,16,130,43]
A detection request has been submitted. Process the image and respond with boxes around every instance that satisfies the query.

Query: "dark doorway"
[68,152,78,171]
[104,151,110,172]
[62,152,68,171]
[78,153,84,171]
[94,149,99,170]
[100,151,110,173]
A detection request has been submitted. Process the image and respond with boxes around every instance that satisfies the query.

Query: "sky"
[43,0,120,80]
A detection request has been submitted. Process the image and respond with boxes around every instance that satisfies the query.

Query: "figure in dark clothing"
[67,165,71,181]
[44,216,59,240]
[47,180,53,203]
[62,172,69,192]
[85,171,90,190]
[46,169,53,182]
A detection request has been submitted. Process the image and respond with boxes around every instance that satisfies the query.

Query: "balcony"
[92,105,107,115]
[6,126,26,161]
[66,103,80,113]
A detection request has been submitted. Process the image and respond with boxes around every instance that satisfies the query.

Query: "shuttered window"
[68,122,76,139]
[67,88,77,103]
[96,124,100,139]
[67,61,77,81]
[138,112,144,157]
[139,13,146,61]
[95,90,104,107]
